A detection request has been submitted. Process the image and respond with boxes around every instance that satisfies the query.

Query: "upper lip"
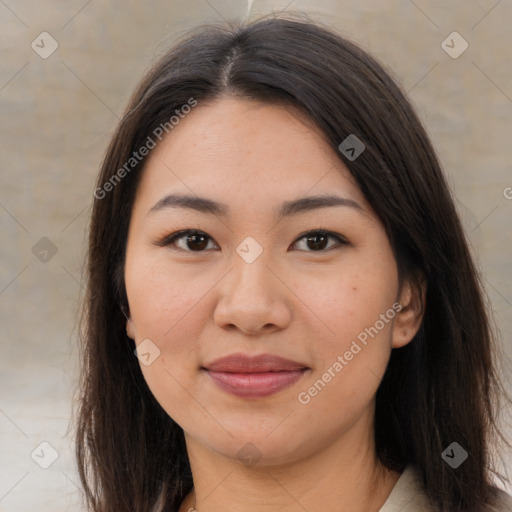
[203,353,308,373]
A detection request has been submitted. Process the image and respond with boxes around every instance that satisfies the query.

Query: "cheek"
[291,256,397,404]
[125,251,207,341]
[124,252,211,405]
[125,257,210,424]
[291,257,397,346]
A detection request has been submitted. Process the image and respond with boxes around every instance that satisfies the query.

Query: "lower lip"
[205,369,308,398]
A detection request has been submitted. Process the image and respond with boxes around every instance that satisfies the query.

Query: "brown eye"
[156,230,218,252]
[291,230,347,252]
[182,232,210,251]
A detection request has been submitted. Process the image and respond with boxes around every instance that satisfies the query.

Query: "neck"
[178,414,400,512]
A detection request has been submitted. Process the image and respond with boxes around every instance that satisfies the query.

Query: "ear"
[391,274,427,349]
[126,317,136,340]
[122,305,136,341]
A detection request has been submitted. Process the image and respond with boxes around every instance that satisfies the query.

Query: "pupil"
[188,234,208,251]
[308,233,327,250]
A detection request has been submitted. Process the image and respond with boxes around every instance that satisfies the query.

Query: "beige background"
[1,1,511,510]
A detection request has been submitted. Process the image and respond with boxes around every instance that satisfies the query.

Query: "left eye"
[155,229,347,252]
[291,230,348,251]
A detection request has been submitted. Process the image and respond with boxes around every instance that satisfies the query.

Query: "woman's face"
[124,97,419,466]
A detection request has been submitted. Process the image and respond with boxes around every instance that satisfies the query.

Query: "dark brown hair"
[74,12,510,512]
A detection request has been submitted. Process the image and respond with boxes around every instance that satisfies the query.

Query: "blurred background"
[1,0,511,510]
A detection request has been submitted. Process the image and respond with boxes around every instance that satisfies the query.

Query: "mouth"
[202,353,310,399]
[203,368,309,398]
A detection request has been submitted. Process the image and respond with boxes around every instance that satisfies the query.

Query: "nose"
[213,254,292,335]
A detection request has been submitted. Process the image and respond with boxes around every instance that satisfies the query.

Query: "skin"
[124,97,425,512]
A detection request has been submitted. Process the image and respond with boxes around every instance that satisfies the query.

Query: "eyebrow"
[147,193,365,219]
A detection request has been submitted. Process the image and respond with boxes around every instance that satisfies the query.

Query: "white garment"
[378,465,512,512]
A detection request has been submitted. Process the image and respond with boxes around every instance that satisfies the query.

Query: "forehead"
[132,97,370,217]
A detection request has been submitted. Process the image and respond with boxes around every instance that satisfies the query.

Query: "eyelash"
[154,229,348,253]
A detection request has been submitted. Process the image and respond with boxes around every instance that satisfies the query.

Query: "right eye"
[154,229,219,252]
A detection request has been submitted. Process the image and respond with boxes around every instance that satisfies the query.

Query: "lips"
[203,353,309,399]
[204,353,308,373]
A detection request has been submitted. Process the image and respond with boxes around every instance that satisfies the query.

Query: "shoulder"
[379,466,512,512]
[487,486,512,512]
[378,466,437,512]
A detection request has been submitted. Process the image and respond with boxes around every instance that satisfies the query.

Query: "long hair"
[74,13,510,512]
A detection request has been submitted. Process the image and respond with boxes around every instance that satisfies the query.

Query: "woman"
[75,13,512,512]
